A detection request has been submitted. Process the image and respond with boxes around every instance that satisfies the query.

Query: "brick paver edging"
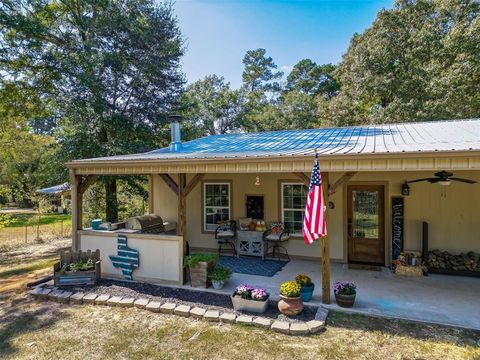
[29,286,326,336]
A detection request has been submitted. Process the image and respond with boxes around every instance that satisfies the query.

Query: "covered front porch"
[177,258,480,330]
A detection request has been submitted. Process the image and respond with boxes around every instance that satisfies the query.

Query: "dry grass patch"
[1,292,479,360]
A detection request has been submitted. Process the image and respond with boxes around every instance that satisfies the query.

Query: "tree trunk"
[105,177,118,223]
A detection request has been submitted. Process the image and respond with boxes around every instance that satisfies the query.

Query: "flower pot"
[278,295,303,316]
[212,280,225,289]
[231,295,269,313]
[300,283,315,302]
[189,261,216,288]
[335,292,356,308]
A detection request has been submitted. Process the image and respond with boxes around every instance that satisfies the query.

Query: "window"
[281,183,308,235]
[203,182,231,231]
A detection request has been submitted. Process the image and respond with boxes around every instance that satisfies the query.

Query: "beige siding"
[152,171,480,263]
[79,230,183,284]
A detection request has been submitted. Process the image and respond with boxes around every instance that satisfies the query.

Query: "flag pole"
[316,147,331,304]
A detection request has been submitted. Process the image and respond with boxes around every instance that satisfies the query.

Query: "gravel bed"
[64,279,317,324]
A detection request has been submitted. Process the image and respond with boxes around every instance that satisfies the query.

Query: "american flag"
[303,152,327,244]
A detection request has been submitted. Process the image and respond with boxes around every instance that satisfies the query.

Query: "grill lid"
[126,214,165,232]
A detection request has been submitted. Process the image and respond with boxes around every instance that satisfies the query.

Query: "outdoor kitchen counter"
[78,229,183,285]
[80,228,179,240]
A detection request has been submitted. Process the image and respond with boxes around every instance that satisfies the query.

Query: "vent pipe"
[169,114,182,152]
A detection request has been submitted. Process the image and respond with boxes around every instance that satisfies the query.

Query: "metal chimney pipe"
[169,114,182,152]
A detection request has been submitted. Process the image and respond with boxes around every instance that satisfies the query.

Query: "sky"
[174,0,394,89]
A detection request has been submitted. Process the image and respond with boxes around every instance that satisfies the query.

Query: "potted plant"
[278,281,303,316]
[208,266,232,289]
[296,274,315,302]
[231,284,269,313]
[184,253,218,288]
[334,281,357,308]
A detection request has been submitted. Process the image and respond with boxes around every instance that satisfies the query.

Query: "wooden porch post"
[69,170,82,252]
[322,172,331,304]
[177,174,187,244]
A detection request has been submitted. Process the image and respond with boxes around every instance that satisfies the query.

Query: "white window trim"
[281,182,307,236]
[203,182,231,232]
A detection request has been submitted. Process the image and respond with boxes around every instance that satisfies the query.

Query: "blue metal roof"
[37,183,70,195]
[73,119,480,163]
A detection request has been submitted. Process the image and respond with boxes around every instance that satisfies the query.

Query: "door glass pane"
[352,190,379,239]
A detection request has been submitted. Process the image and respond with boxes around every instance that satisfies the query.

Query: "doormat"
[218,256,288,277]
[348,263,382,272]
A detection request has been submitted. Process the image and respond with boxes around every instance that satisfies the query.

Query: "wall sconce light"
[255,176,261,186]
[401,181,410,196]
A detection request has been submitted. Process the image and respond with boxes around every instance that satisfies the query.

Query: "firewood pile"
[428,250,480,273]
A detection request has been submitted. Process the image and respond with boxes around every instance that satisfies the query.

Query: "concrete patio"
[180,259,480,330]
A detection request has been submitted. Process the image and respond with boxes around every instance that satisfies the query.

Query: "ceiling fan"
[408,171,477,186]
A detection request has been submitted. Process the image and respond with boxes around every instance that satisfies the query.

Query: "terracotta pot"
[335,293,356,308]
[278,295,303,316]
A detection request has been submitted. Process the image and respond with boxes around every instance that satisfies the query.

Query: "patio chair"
[263,222,290,260]
[215,220,237,256]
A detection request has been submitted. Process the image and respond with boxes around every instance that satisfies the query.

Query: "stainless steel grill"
[126,214,166,234]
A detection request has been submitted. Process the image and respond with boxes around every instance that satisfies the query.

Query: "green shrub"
[184,253,218,268]
[208,266,232,281]
[295,274,312,287]
[279,281,301,297]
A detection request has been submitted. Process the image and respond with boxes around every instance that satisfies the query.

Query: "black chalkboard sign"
[391,197,404,261]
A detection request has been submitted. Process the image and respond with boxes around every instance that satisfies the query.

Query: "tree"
[242,48,283,94]
[323,0,480,126]
[0,0,185,221]
[179,75,245,136]
[286,60,340,98]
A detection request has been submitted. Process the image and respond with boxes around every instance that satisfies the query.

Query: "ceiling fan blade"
[408,178,437,183]
[450,177,477,184]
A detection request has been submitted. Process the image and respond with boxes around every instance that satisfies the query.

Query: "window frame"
[280,182,308,236]
[202,181,232,233]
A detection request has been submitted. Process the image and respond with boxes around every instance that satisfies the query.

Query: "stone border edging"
[29,286,326,336]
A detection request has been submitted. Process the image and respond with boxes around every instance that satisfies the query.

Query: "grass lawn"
[0,240,479,359]
[0,293,479,360]
[5,213,71,228]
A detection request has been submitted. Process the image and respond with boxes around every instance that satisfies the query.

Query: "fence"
[0,220,72,248]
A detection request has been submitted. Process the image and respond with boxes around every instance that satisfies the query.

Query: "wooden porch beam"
[184,173,205,197]
[79,175,97,195]
[159,174,179,196]
[292,172,310,187]
[322,172,331,304]
[69,171,82,252]
[177,174,187,256]
[328,172,357,196]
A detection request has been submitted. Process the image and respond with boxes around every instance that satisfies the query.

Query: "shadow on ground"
[0,294,68,357]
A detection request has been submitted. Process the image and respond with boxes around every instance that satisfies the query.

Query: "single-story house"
[36,182,71,214]
[66,117,480,304]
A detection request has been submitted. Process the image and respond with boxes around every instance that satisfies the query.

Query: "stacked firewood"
[428,250,480,273]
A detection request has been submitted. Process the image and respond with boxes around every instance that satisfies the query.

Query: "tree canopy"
[0,0,185,219]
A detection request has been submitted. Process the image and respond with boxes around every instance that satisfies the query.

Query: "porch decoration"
[296,274,315,302]
[333,281,356,308]
[278,281,303,315]
[185,253,218,288]
[109,235,139,281]
[54,249,101,286]
[208,266,232,289]
[231,284,269,313]
[394,251,425,277]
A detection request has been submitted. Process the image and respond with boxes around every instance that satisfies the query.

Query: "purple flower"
[333,281,356,295]
[251,288,268,301]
